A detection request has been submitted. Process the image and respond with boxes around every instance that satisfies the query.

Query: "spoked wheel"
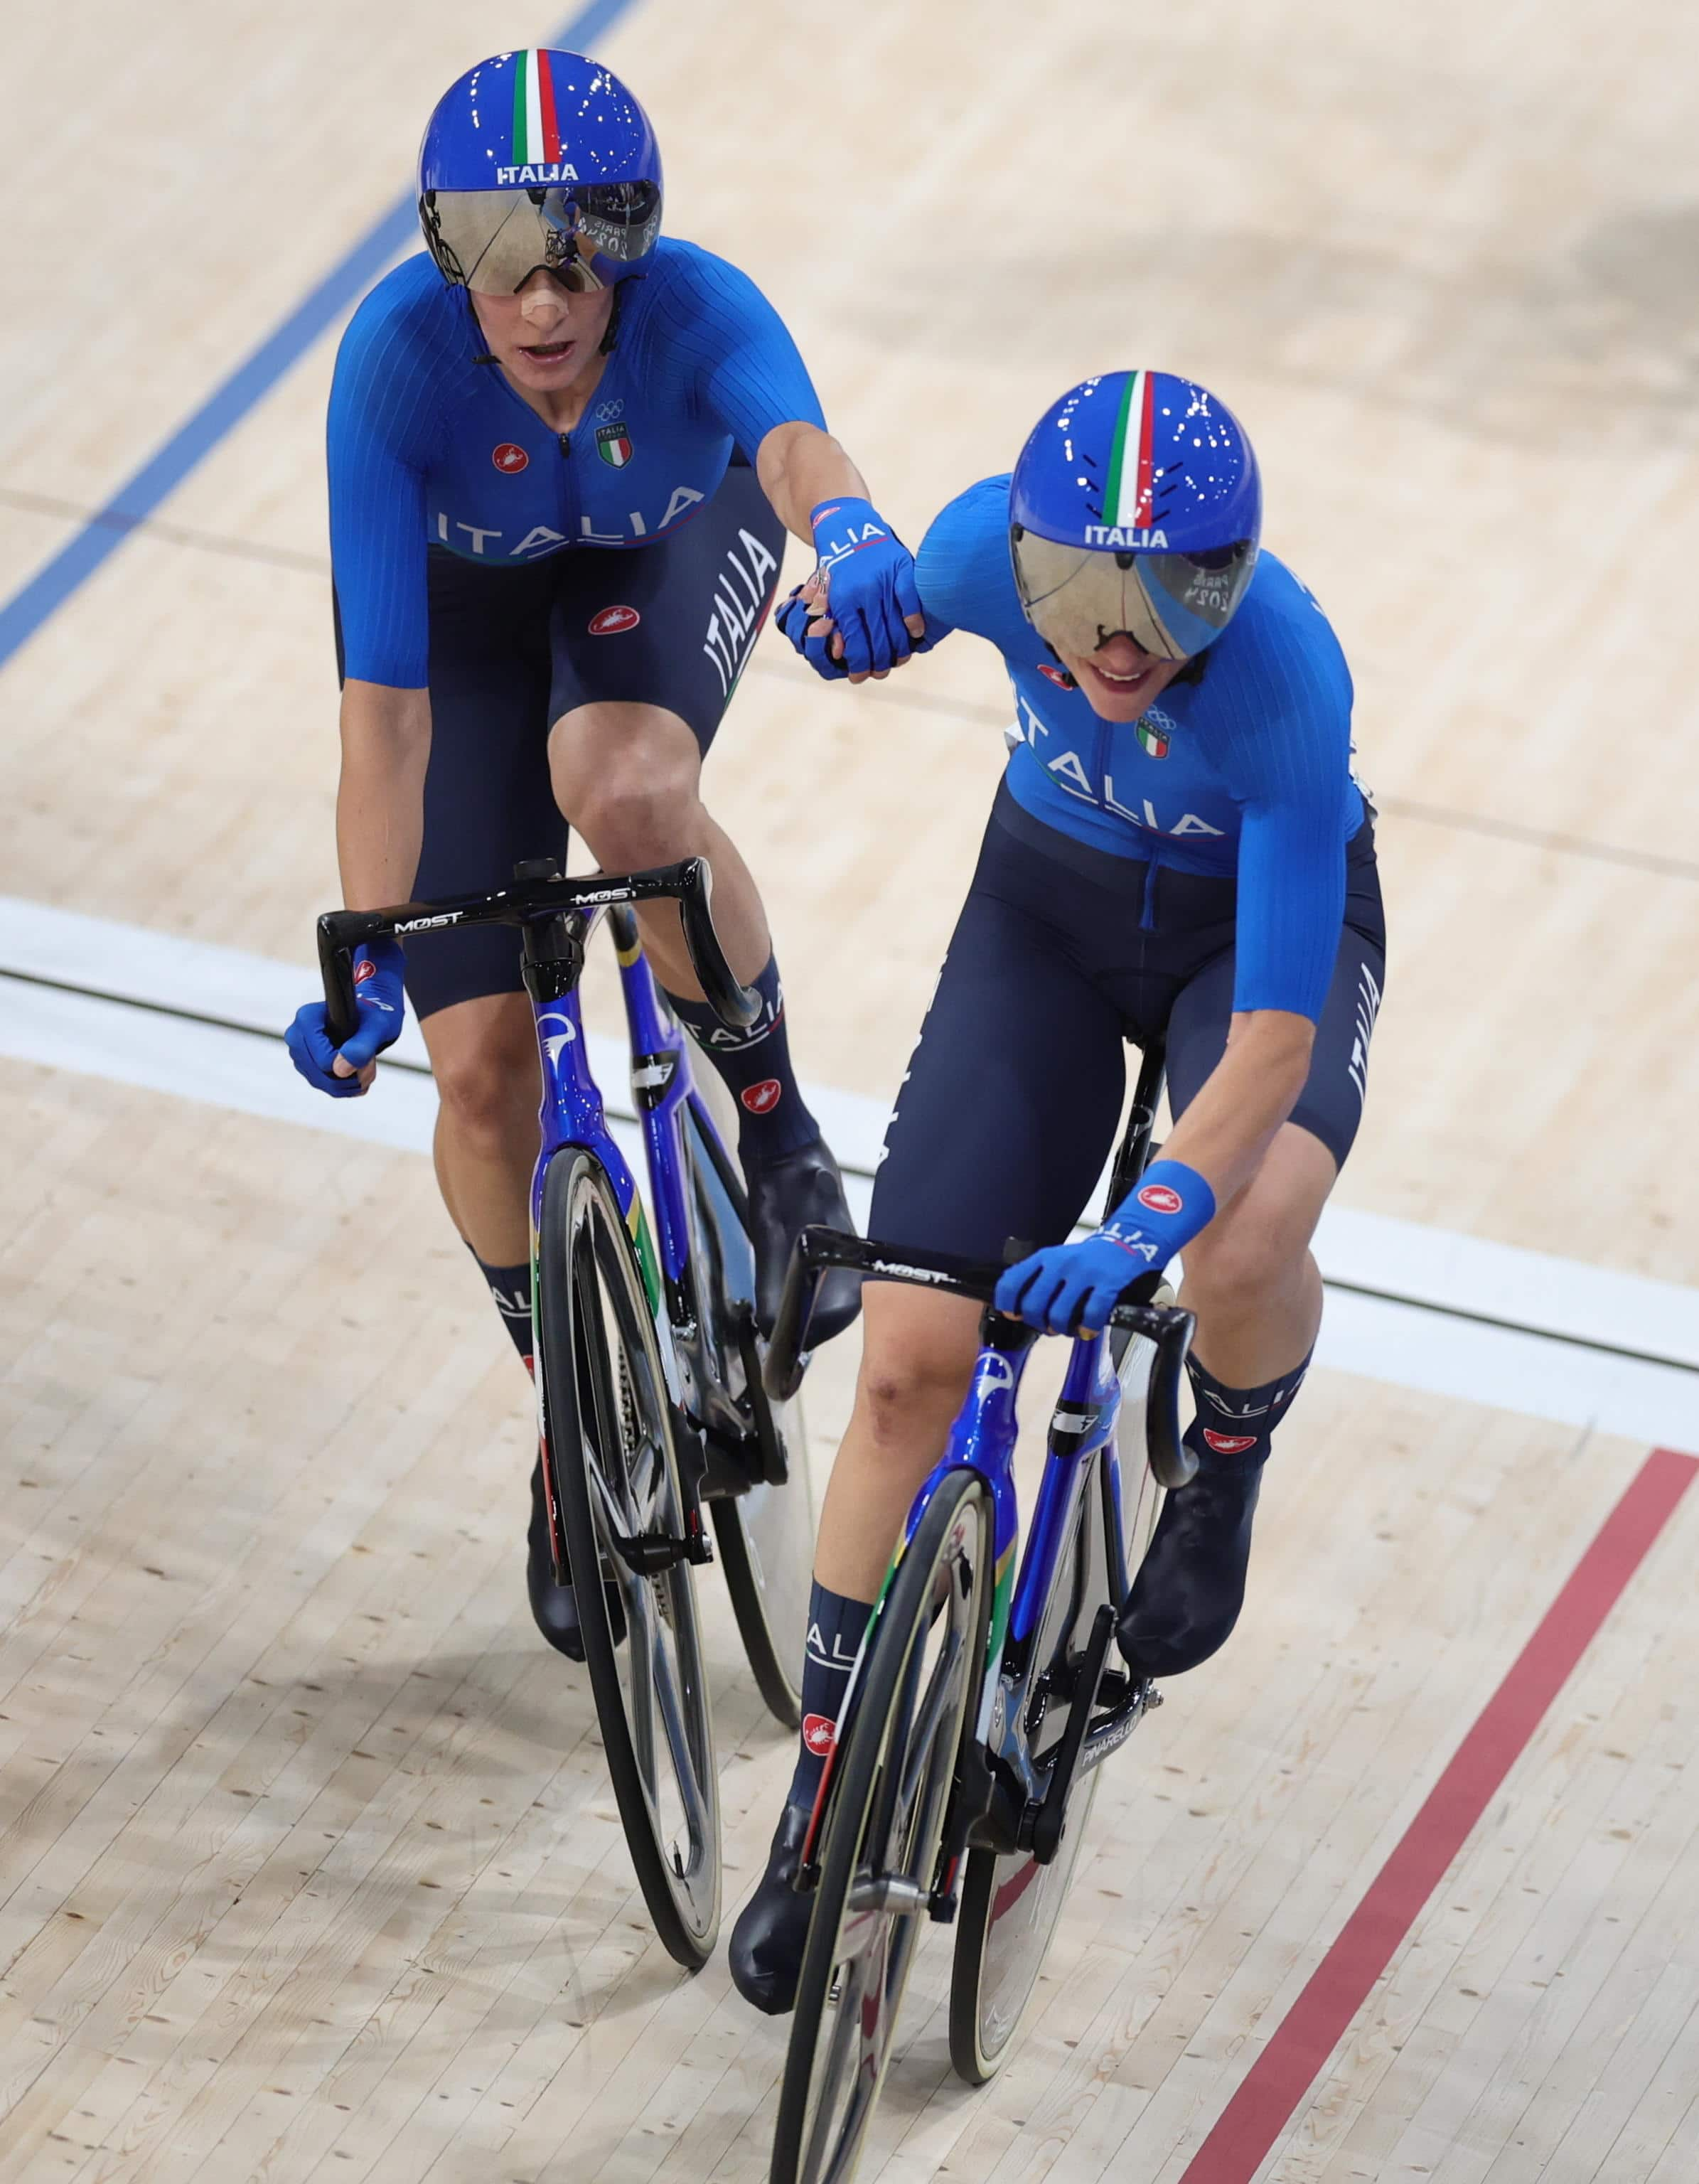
[682,1099,815,1728]
[772,1469,991,2184]
[948,1314,1171,2084]
[537,1147,720,1970]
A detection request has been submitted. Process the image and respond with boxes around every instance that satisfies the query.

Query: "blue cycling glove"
[284,936,406,1098]
[995,1160,1218,1334]
[775,584,849,680]
[805,496,931,679]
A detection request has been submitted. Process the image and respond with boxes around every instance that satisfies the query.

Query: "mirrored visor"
[422,182,660,295]
[1010,528,1258,662]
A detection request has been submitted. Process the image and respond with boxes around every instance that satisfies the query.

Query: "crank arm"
[1028,1603,1115,1866]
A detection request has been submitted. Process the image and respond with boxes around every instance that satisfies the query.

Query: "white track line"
[2,896,1695,1447]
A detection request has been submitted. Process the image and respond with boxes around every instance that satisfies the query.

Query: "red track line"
[1178,1445,1699,2184]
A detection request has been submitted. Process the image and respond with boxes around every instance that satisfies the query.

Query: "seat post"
[1103,1035,1168,1218]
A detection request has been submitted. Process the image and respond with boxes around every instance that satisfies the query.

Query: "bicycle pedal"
[609,1524,711,1575]
[846,1874,929,1917]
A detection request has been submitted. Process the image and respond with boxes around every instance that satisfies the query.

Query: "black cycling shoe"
[527,1456,586,1661]
[1116,1447,1267,1678]
[729,1801,814,2016]
[746,1136,862,1344]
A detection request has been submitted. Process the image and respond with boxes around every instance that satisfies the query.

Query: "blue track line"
[0,0,641,675]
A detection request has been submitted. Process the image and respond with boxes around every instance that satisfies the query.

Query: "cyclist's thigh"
[406,552,566,1022]
[545,456,787,757]
[1165,840,1388,1172]
[870,835,1129,1262]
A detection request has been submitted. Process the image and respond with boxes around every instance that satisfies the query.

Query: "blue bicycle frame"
[763,1037,1193,1872]
[313,854,765,1522]
[807,1314,1149,1857]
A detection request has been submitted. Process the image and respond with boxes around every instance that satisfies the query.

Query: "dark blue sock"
[1183,1347,1313,1466]
[471,1250,533,1366]
[787,1581,872,1812]
[665,953,820,1166]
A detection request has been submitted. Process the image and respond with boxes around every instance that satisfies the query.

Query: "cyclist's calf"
[1176,1121,1333,1386]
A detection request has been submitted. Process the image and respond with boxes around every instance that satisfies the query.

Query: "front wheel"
[537,1148,721,1970]
[771,1469,992,2184]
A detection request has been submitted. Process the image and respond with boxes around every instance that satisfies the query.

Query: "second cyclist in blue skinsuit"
[286,49,926,1660]
[729,370,1387,2012]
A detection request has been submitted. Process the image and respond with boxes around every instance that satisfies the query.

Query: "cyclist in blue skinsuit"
[286,49,924,1661]
[729,370,1386,2012]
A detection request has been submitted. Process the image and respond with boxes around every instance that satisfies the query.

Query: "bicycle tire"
[537,1147,721,1970]
[771,1468,991,2184]
[948,1307,1172,2080]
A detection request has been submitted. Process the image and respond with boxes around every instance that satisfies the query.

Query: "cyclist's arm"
[326,299,436,913]
[1156,778,1349,1211]
[754,420,871,545]
[336,681,430,911]
[652,247,894,553]
[1155,1006,1317,1212]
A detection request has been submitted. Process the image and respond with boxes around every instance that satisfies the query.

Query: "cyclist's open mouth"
[1081,655,1160,702]
[521,338,577,364]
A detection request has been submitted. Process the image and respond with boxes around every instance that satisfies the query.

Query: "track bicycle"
[760,1040,1196,2183]
[316,855,818,1971]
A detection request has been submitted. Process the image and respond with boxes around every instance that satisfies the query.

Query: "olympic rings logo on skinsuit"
[491,442,530,473]
[588,605,641,635]
[1137,1182,1183,1215]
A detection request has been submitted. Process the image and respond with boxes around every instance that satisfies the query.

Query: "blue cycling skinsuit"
[326,240,821,1015]
[870,476,1387,1260]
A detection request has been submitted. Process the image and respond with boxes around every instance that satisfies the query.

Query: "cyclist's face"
[471,269,616,395]
[1056,632,1186,722]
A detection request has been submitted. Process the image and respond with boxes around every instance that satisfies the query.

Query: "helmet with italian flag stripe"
[417,50,663,295]
[1009,371,1261,662]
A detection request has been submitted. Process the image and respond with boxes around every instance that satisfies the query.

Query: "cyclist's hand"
[808,498,933,682]
[995,1162,1217,1334]
[284,937,405,1098]
[776,579,849,681]
[995,1231,1158,1335]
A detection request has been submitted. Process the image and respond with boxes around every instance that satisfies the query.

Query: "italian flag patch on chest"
[596,423,633,468]
[1137,721,1170,759]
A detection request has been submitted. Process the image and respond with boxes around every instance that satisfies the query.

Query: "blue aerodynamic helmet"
[1009,371,1262,661]
[417,49,663,295]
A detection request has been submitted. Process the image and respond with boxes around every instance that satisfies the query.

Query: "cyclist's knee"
[854,1291,980,1450]
[426,1008,538,1156]
[553,705,701,861]
[1181,1214,1309,1322]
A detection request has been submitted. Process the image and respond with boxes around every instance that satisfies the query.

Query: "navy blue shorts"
[333,459,786,1020]
[869,785,1387,1261]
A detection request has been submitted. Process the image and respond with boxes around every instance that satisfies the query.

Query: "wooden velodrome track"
[2,2,1698,2178]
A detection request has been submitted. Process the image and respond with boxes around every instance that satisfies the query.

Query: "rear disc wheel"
[682,1099,816,1727]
